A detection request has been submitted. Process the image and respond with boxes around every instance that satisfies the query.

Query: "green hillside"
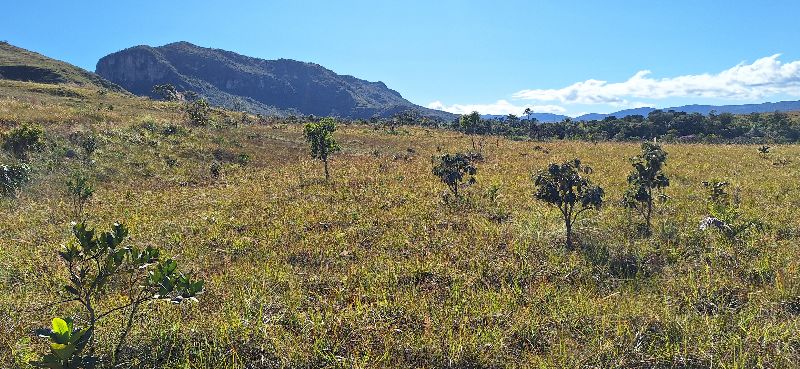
[0,42,125,92]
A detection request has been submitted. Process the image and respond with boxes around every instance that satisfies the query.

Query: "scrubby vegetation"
[622,142,670,235]
[437,109,800,144]
[533,159,604,249]
[2,79,800,368]
[431,152,478,198]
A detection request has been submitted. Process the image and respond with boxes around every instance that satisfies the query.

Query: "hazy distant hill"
[96,42,454,120]
[0,42,124,92]
[483,100,800,123]
[576,101,800,121]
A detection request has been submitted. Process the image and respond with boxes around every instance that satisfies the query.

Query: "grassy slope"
[0,43,124,92]
[1,80,800,368]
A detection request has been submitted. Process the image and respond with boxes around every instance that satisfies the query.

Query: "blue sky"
[3,0,800,116]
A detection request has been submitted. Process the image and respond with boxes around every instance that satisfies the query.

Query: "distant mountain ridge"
[574,101,800,121]
[96,41,454,120]
[0,42,124,92]
[482,100,800,123]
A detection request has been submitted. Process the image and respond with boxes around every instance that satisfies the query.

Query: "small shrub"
[431,153,477,198]
[0,163,30,197]
[2,124,45,159]
[162,124,180,136]
[237,153,250,166]
[481,183,510,222]
[622,141,669,236]
[533,159,604,249]
[81,134,97,165]
[303,118,340,181]
[184,97,211,126]
[32,221,204,367]
[66,174,93,220]
[210,162,222,179]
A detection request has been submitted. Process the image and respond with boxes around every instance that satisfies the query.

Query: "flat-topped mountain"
[96,41,454,119]
[0,42,124,91]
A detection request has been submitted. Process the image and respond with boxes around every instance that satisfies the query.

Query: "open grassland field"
[1,81,800,368]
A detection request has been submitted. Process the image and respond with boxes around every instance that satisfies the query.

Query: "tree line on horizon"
[152,83,800,144]
[284,108,800,144]
[445,110,800,144]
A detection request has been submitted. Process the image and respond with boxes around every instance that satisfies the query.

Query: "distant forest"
[347,109,800,144]
[440,110,800,144]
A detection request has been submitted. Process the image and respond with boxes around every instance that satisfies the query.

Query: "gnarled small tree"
[303,117,340,181]
[622,141,669,235]
[534,159,604,249]
[459,111,482,152]
[432,153,477,198]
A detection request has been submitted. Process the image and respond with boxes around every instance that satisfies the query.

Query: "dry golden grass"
[1,81,800,368]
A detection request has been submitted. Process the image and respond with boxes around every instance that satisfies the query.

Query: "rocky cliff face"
[96,42,453,119]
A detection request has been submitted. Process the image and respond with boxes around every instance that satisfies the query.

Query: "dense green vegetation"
[438,110,800,144]
[2,80,800,368]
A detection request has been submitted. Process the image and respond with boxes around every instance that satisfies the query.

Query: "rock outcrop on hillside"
[97,42,454,119]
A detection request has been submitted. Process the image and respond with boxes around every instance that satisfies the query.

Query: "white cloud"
[427,99,567,115]
[512,54,800,104]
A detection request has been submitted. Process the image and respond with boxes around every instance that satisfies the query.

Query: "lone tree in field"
[523,107,538,138]
[534,159,604,249]
[432,153,477,198]
[303,117,340,181]
[622,141,669,235]
[459,111,482,151]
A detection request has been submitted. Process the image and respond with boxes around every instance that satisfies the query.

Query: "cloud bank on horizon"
[429,54,800,117]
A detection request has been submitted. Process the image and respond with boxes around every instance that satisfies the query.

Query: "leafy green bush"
[533,159,604,249]
[66,174,93,220]
[184,97,211,126]
[303,118,340,181]
[2,124,45,159]
[0,163,30,196]
[33,221,204,367]
[432,153,477,198]
[622,141,669,235]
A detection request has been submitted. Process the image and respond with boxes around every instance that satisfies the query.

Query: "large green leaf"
[50,342,76,361]
[50,318,72,344]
